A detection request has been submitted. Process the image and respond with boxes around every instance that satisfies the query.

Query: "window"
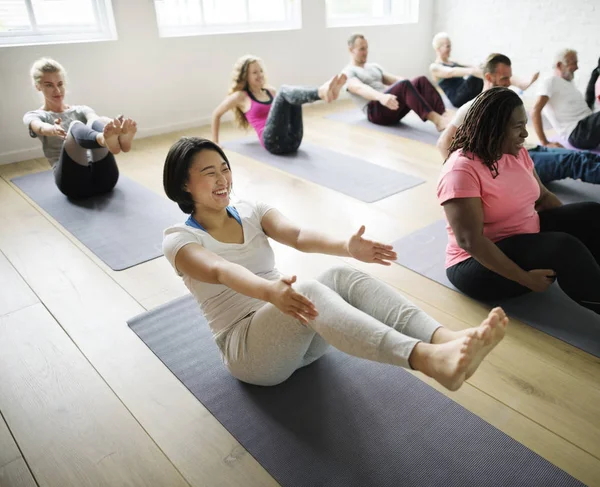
[325,0,418,28]
[0,0,117,47]
[153,0,301,38]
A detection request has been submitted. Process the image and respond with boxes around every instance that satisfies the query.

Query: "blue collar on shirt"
[185,206,241,231]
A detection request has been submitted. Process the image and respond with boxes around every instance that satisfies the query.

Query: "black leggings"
[262,85,320,155]
[440,76,484,108]
[568,111,600,150]
[54,120,119,199]
[447,202,600,315]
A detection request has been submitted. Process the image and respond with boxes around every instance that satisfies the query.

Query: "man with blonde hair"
[532,49,599,150]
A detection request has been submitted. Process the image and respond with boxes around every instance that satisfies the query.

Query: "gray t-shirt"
[23,105,95,166]
[343,63,388,111]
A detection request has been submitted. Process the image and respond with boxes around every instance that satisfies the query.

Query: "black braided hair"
[446,87,523,178]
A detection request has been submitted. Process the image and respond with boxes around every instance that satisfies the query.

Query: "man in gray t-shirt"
[343,34,450,131]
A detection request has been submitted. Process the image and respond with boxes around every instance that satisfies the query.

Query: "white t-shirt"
[451,97,537,149]
[343,63,388,111]
[163,200,281,345]
[537,75,592,138]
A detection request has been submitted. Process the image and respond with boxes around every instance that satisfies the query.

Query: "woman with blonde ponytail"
[211,55,347,154]
[23,58,138,199]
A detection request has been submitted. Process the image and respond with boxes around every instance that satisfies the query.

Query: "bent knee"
[317,265,367,289]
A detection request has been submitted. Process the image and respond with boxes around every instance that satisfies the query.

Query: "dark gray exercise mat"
[547,179,600,203]
[128,295,584,487]
[221,138,424,203]
[393,218,600,358]
[12,170,183,271]
[325,109,441,145]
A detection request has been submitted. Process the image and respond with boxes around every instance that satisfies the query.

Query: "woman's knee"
[317,265,363,289]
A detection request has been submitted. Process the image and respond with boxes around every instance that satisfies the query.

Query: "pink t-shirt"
[437,148,541,268]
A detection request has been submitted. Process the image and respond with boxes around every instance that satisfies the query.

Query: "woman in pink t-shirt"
[438,87,600,315]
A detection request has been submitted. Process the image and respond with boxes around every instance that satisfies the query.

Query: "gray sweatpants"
[223,266,441,386]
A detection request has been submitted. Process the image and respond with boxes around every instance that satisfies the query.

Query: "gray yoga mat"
[393,217,600,357]
[12,170,183,271]
[222,138,424,203]
[547,179,600,204]
[128,295,584,487]
[326,109,441,145]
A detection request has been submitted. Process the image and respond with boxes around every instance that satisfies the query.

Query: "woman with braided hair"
[437,86,600,314]
[211,55,346,154]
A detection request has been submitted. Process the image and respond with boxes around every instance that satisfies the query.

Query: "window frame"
[153,0,302,38]
[325,0,419,28]
[0,0,117,47]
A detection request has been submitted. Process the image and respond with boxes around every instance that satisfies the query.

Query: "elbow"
[455,233,478,254]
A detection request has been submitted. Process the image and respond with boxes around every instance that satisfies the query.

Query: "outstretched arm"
[346,78,399,110]
[510,71,540,91]
[211,91,246,144]
[175,241,318,323]
[261,209,397,265]
[430,63,482,80]
[28,118,67,139]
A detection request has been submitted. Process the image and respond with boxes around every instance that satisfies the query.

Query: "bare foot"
[414,330,486,391]
[465,307,507,380]
[427,111,449,132]
[118,117,137,153]
[318,74,345,103]
[330,73,347,102]
[100,119,122,155]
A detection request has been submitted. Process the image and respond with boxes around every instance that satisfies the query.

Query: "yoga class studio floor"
[0,99,598,487]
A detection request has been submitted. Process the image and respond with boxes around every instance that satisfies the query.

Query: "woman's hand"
[523,269,556,292]
[46,118,67,139]
[347,226,397,265]
[267,275,318,324]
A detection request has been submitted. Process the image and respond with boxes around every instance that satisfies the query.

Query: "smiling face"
[186,149,232,213]
[245,61,265,91]
[37,71,66,107]
[501,104,529,156]
[487,63,513,88]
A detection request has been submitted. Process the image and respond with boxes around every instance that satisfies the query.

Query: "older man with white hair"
[532,49,600,150]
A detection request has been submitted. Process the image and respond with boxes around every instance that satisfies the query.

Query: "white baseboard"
[0,147,44,165]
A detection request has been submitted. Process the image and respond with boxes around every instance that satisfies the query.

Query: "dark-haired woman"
[161,136,507,391]
[438,86,600,314]
[585,56,600,112]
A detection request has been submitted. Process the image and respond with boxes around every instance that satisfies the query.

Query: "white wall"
[433,0,600,100]
[0,0,434,164]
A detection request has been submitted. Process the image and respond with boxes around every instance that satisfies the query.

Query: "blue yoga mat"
[12,171,183,271]
[128,294,585,487]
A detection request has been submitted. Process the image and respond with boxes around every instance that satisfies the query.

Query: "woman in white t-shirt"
[23,58,138,199]
[162,137,507,391]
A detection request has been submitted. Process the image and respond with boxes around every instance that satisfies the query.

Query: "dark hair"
[483,53,512,76]
[446,87,523,177]
[347,33,365,48]
[585,57,600,109]
[163,137,231,214]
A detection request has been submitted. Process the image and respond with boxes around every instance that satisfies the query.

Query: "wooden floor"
[0,100,598,487]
